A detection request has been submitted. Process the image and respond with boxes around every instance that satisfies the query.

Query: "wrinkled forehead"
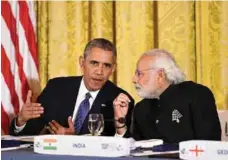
[137,55,155,69]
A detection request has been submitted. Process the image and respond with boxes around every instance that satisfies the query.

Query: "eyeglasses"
[135,68,157,78]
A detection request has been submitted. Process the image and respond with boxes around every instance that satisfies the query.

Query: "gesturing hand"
[47,116,75,135]
[113,93,131,120]
[113,93,131,134]
[17,90,44,126]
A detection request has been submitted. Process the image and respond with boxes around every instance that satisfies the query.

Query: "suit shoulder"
[47,76,81,84]
[43,76,82,90]
[177,81,214,97]
[105,81,134,100]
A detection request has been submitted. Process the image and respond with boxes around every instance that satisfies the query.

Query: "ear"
[157,69,166,82]
[79,56,84,68]
[111,63,116,73]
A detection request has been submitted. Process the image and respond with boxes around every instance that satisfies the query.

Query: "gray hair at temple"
[143,49,186,84]
[83,38,117,59]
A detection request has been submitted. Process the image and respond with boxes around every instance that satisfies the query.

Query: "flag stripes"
[1,1,39,134]
[1,45,20,114]
[18,1,38,69]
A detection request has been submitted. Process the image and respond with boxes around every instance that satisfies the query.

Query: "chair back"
[218,110,228,141]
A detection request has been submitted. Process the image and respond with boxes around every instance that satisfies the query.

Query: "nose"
[96,64,104,75]
[132,73,138,84]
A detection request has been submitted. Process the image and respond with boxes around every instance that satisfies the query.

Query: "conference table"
[1,148,180,160]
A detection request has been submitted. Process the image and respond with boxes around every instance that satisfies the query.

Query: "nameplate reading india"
[34,135,133,157]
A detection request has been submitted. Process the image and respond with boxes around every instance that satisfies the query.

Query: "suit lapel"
[89,82,115,136]
[80,81,116,135]
[89,81,113,114]
[80,83,105,134]
[89,90,105,114]
[64,77,82,118]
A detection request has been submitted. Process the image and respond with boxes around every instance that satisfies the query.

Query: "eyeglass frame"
[134,67,158,78]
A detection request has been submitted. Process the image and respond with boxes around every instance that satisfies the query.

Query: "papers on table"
[1,144,32,151]
[1,136,34,151]
[1,135,177,157]
[134,139,163,148]
[131,140,179,157]
[1,135,34,142]
[131,150,179,157]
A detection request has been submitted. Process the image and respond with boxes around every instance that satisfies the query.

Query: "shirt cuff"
[14,119,26,133]
[114,128,127,137]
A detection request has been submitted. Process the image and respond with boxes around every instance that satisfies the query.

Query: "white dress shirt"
[72,78,99,121]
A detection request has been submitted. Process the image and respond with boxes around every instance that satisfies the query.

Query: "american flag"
[1,1,39,134]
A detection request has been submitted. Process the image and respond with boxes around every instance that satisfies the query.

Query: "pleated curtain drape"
[36,1,228,109]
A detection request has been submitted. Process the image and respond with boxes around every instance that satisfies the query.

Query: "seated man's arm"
[9,116,46,136]
[123,98,134,138]
[113,93,134,138]
[9,91,44,136]
[191,86,221,140]
[131,103,142,140]
[9,79,55,136]
[13,118,26,134]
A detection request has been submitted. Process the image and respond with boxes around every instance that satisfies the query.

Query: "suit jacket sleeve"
[131,103,141,140]
[9,79,54,136]
[123,98,134,138]
[190,86,221,140]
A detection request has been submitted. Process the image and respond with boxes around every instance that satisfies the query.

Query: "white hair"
[143,49,185,84]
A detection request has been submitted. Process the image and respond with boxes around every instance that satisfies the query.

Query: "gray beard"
[136,88,161,99]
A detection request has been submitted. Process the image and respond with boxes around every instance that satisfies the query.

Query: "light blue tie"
[74,92,91,134]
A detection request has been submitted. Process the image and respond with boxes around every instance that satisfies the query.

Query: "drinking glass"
[88,114,104,136]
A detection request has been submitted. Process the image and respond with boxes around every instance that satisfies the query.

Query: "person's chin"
[90,83,104,91]
[137,91,150,99]
[137,92,146,99]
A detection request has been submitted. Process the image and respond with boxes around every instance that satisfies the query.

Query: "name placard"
[180,140,228,160]
[34,135,133,157]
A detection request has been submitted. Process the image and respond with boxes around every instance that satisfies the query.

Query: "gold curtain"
[37,1,228,109]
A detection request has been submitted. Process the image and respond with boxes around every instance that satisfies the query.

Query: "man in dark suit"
[113,49,221,143]
[10,38,134,137]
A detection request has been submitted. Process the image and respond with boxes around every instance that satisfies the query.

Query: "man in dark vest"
[113,49,221,143]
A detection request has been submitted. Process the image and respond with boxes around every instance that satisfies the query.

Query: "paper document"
[1,135,34,142]
[135,139,163,148]
[1,144,32,151]
[131,150,179,156]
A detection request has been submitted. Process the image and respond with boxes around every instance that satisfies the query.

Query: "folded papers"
[134,139,163,148]
[1,135,34,142]
[1,139,32,151]
[131,140,179,157]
